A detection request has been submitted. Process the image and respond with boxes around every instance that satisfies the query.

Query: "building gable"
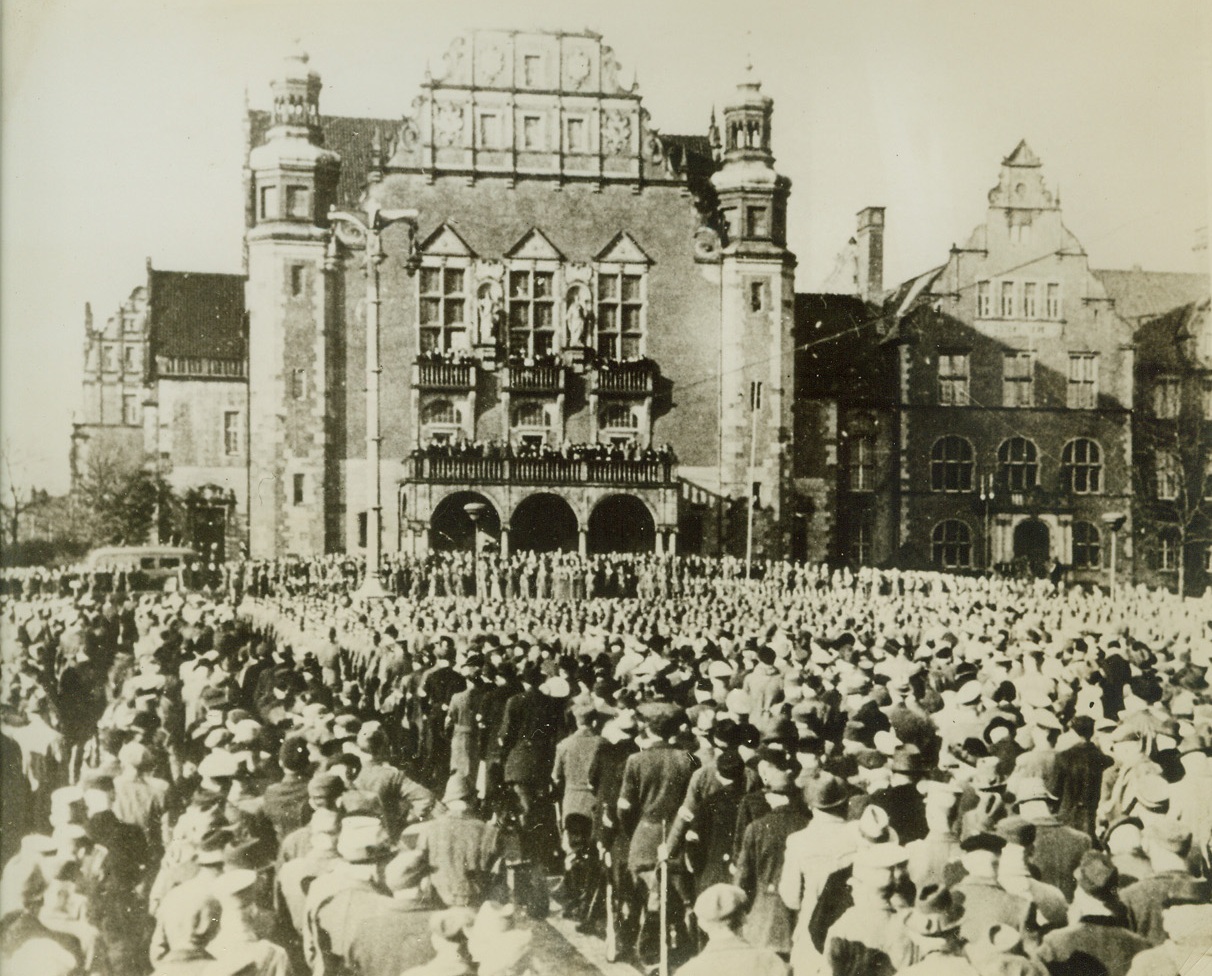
[419,222,478,258]
[505,227,565,262]
[595,231,652,266]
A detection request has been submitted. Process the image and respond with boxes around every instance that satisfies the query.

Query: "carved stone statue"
[566,292,591,347]
[474,291,502,345]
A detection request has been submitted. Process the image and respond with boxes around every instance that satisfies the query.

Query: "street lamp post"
[979,473,995,571]
[1102,512,1126,592]
[328,202,418,600]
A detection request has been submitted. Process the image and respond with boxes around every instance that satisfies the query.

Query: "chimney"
[856,207,885,303]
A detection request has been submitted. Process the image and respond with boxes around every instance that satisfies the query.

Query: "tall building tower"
[246,48,341,557]
[711,62,796,556]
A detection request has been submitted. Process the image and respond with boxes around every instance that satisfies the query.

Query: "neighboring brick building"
[1132,297,1212,593]
[244,32,796,560]
[72,262,248,559]
[798,142,1155,584]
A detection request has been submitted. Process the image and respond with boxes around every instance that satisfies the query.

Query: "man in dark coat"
[861,744,930,844]
[684,750,747,894]
[497,666,559,828]
[261,735,314,842]
[1053,715,1112,838]
[1015,777,1093,900]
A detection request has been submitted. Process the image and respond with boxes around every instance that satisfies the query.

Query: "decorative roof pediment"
[419,223,477,258]
[1003,139,1041,167]
[594,231,652,265]
[505,228,565,261]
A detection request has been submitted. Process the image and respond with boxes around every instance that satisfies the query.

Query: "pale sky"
[2,0,1208,494]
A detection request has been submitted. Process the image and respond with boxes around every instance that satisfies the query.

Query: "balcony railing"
[504,363,564,393]
[592,360,657,396]
[414,359,475,390]
[156,356,246,379]
[407,454,677,487]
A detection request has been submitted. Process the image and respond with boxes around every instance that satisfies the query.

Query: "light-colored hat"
[693,883,748,924]
[337,815,390,864]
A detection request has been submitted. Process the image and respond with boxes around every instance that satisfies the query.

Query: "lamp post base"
[356,573,391,601]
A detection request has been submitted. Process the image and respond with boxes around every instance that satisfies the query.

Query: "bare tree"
[0,440,49,548]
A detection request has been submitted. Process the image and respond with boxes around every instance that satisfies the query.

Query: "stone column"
[501,524,511,558]
[578,528,588,558]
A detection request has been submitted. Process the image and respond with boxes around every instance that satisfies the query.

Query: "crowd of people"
[411,438,677,465]
[1,552,1210,976]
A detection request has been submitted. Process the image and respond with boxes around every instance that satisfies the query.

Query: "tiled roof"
[249,110,398,208]
[1093,269,1209,322]
[1134,298,1209,371]
[148,269,246,361]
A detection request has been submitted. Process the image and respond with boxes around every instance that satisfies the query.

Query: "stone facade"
[245,31,797,561]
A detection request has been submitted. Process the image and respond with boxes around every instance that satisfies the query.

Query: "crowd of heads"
[0,551,1209,976]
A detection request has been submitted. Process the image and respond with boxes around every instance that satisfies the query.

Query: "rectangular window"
[357,512,368,548]
[259,185,278,220]
[523,54,542,87]
[1203,379,1212,420]
[1154,376,1181,419]
[122,394,139,425]
[223,411,241,457]
[478,113,501,148]
[1022,282,1037,319]
[746,207,769,238]
[596,270,645,360]
[1156,451,1180,501]
[848,434,875,492]
[291,368,307,400]
[508,269,555,357]
[749,281,765,312]
[1067,353,1098,409]
[286,185,310,219]
[102,345,116,372]
[938,353,970,406]
[292,474,305,506]
[1000,281,1016,318]
[566,117,586,152]
[419,266,467,352]
[854,520,872,566]
[1046,282,1061,319]
[976,281,991,318]
[1003,351,1034,407]
[522,115,543,150]
[290,265,305,296]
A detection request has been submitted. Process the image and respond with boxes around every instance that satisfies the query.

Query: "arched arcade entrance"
[429,492,500,552]
[588,494,655,553]
[511,493,578,552]
[1013,518,1050,575]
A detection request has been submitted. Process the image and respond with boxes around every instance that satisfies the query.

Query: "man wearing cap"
[820,843,910,976]
[261,735,315,843]
[733,749,809,956]
[951,833,1033,945]
[994,816,1070,931]
[307,814,433,976]
[149,827,231,964]
[675,883,788,976]
[1120,820,1205,946]
[859,744,931,844]
[278,809,342,935]
[779,774,861,974]
[353,726,438,841]
[391,773,502,909]
[1016,776,1092,900]
[893,884,978,976]
[1122,879,1212,976]
[682,749,748,895]
[1037,850,1150,976]
[279,771,346,864]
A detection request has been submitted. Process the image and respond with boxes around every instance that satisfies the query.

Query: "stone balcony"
[406,453,677,487]
[591,359,657,396]
[502,361,565,394]
[413,358,476,390]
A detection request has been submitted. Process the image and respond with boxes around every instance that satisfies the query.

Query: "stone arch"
[429,490,500,552]
[588,493,657,553]
[511,493,578,552]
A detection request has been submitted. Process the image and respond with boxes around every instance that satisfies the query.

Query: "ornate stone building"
[243,31,796,560]
[72,262,248,558]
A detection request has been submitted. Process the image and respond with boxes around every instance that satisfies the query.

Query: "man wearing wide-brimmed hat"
[675,884,787,976]
[894,884,976,975]
[1015,776,1092,900]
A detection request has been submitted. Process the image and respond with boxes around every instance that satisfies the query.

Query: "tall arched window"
[1062,439,1102,494]
[1071,521,1101,569]
[931,436,974,492]
[998,438,1039,491]
[600,403,637,429]
[932,520,972,568]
